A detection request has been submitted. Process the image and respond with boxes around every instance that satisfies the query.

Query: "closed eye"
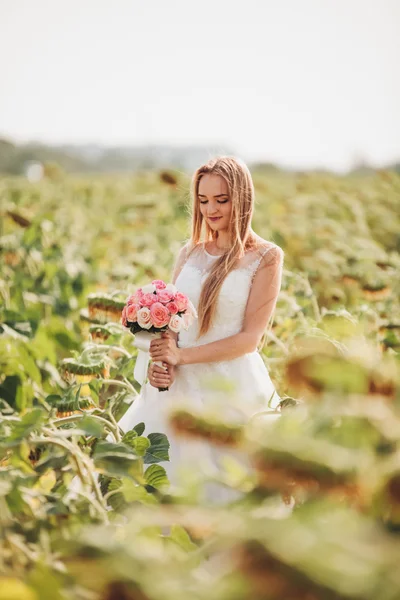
[199,199,229,204]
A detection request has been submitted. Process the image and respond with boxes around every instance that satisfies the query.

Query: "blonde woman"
[119,156,284,497]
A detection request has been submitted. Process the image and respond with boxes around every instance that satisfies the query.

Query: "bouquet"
[121,279,197,391]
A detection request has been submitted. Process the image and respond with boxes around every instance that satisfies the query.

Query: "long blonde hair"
[188,156,258,338]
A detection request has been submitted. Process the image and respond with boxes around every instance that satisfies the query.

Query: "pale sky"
[1,0,399,170]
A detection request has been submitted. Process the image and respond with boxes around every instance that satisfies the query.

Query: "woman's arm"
[150,245,284,366]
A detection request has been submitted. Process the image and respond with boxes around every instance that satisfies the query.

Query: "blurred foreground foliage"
[0,168,400,599]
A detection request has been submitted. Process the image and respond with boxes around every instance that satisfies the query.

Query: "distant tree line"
[0,137,399,176]
[0,138,238,175]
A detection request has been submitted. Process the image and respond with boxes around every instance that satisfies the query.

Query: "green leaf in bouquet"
[143,432,170,464]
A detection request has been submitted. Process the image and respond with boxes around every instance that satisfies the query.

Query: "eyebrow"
[198,194,229,198]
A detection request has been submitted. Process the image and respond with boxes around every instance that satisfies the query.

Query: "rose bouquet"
[121,279,197,391]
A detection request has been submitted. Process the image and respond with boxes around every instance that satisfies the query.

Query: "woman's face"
[198,174,232,233]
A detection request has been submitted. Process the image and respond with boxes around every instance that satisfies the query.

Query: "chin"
[208,221,227,230]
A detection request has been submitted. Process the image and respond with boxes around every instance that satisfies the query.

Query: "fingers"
[152,363,169,374]
[150,340,168,355]
[148,363,171,388]
[149,344,169,361]
[150,352,168,362]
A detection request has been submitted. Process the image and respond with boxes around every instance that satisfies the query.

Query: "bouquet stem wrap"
[133,330,168,391]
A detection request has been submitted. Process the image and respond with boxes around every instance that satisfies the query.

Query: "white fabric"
[118,242,283,502]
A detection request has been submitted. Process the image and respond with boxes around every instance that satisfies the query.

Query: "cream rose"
[169,314,184,333]
[166,283,177,295]
[141,283,156,294]
[137,307,152,329]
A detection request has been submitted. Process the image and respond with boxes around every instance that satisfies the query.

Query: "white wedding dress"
[118,241,284,503]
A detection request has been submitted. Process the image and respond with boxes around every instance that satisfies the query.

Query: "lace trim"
[183,263,257,279]
[177,240,282,280]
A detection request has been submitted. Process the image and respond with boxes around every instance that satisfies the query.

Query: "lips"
[208,217,222,222]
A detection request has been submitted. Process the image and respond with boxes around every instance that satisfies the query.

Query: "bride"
[119,156,284,499]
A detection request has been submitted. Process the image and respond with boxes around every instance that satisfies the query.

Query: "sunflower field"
[1,167,400,600]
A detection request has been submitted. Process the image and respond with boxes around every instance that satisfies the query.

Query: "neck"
[215,230,231,249]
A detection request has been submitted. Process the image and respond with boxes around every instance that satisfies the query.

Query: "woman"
[119,156,284,499]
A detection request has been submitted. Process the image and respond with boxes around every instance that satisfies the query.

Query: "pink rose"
[167,301,179,315]
[121,306,128,327]
[128,289,143,305]
[150,302,170,328]
[157,289,174,304]
[141,292,158,307]
[152,279,167,290]
[175,291,189,312]
[169,314,183,333]
[137,307,152,329]
[126,303,138,322]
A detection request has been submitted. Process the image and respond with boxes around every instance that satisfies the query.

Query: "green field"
[1,169,400,599]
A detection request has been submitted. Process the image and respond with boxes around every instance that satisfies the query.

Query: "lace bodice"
[175,242,283,349]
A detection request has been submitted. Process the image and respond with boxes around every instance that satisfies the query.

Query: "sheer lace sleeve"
[242,243,284,345]
[250,244,284,283]
[171,240,193,284]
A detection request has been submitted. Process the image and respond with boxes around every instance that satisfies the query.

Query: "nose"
[207,202,220,216]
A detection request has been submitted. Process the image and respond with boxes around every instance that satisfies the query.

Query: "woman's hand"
[150,331,181,366]
[148,362,176,389]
